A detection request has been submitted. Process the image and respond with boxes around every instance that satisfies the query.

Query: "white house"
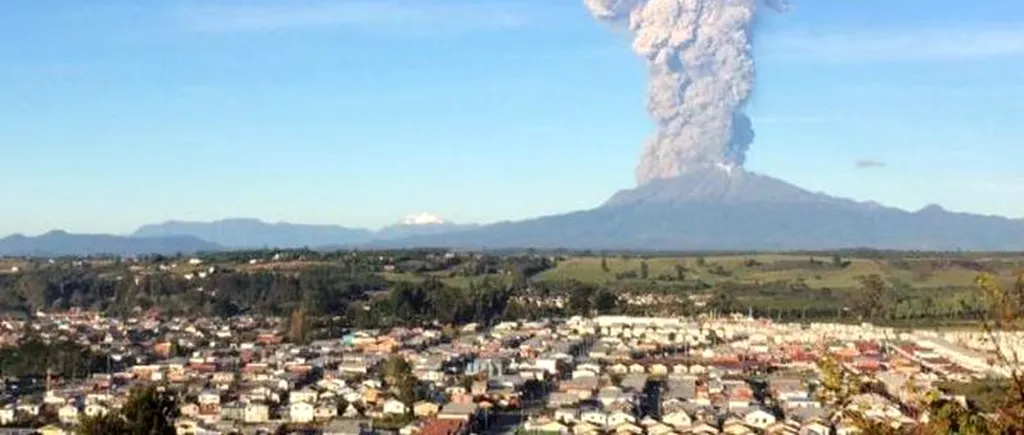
[525,420,569,434]
[290,402,315,423]
[198,391,221,406]
[744,408,777,430]
[244,403,269,424]
[663,410,693,428]
[58,404,79,424]
[614,422,644,434]
[581,410,607,427]
[383,399,409,416]
[554,408,580,424]
[0,406,15,425]
[607,410,637,428]
[84,404,108,418]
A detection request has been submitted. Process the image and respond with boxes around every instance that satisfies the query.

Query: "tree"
[849,274,888,320]
[708,290,739,316]
[287,306,309,344]
[593,290,618,314]
[382,355,417,408]
[78,385,178,435]
[832,254,844,268]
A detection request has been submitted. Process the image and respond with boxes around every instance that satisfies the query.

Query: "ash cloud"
[584,0,785,185]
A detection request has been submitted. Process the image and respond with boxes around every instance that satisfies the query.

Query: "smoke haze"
[585,0,784,185]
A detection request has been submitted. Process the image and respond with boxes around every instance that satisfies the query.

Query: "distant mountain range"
[132,216,479,249]
[4,169,1024,256]
[0,230,220,257]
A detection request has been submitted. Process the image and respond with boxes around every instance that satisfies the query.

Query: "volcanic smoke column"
[585,0,782,185]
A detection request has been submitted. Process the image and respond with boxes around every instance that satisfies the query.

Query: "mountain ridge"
[6,169,1024,254]
[131,217,479,249]
[0,231,221,257]
[371,168,1024,251]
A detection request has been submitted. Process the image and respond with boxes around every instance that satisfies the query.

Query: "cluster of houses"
[0,311,1017,435]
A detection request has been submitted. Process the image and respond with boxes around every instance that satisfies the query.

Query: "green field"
[534,254,1020,290]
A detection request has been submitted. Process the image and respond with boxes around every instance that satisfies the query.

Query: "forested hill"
[0,250,1019,329]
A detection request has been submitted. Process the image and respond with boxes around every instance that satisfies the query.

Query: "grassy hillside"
[535,254,1021,290]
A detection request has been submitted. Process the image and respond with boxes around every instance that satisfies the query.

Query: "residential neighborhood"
[1,309,1018,435]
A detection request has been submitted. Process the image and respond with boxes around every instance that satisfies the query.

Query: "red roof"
[419,419,466,435]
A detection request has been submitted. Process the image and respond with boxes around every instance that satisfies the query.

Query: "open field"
[534,254,1023,290]
[0,260,27,274]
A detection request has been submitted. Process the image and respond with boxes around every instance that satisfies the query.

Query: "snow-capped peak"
[401,212,448,226]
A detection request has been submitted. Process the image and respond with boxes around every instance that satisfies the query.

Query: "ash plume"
[585,0,786,185]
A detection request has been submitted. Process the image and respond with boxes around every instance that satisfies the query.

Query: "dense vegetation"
[0,250,1021,330]
[77,385,178,435]
[0,338,108,379]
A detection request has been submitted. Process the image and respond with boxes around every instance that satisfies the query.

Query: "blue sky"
[2,0,1023,235]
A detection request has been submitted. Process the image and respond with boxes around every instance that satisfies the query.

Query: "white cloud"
[173,0,532,34]
[765,25,1024,62]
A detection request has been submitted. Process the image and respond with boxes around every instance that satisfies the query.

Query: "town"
[1,307,1020,435]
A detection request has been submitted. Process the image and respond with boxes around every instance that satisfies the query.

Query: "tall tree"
[78,385,178,435]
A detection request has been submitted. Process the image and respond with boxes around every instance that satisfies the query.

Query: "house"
[290,388,318,404]
[798,421,830,435]
[581,410,607,427]
[649,363,670,376]
[0,407,15,425]
[315,403,338,421]
[554,407,580,424]
[524,419,569,434]
[438,402,478,421]
[663,410,693,428]
[15,403,38,417]
[57,404,79,425]
[744,408,777,430]
[414,401,441,418]
[323,419,368,435]
[290,402,315,423]
[180,403,200,417]
[765,421,800,435]
[723,420,755,435]
[471,381,488,397]
[84,404,108,418]
[336,403,360,419]
[647,423,676,435]
[573,421,602,435]
[174,418,202,435]
[607,410,637,428]
[689,421,720,434]
[36,425,68,435]
[598,386,629,407]
[383,399,409,416]
[243,403,269,424]
[613,421,644,434]
[548,392,581,408]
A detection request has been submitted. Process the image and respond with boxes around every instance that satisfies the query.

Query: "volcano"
[378,168,1024,251]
